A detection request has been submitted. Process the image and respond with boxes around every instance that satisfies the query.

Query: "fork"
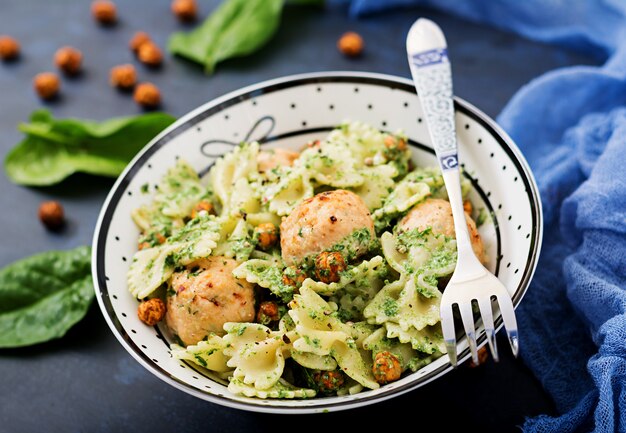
[406,18,519,367]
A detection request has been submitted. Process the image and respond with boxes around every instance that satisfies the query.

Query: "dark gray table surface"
[0,2,599,432]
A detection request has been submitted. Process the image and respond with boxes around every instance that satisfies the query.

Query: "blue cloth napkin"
[344,1,626,431]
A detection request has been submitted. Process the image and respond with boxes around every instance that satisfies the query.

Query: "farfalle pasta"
[126,120,486,399]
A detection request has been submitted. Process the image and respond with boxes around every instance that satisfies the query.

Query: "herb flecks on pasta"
[126,120,486,399]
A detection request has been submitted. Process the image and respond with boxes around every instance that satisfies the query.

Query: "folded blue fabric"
[345,1,626,431]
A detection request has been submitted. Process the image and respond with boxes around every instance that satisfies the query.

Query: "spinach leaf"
[168,0,284,73]
[4,109,176,186]
[0,246,94,348]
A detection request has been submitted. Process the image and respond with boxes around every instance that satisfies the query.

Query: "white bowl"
[92,71,542,414]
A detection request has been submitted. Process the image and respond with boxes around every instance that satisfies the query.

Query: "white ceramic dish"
[92,71,543,414]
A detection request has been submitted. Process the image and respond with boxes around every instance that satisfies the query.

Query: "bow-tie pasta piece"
[170,334,231,372]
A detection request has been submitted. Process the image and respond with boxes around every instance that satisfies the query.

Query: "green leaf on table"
[0,246,94,348]
[168,0,284,73]
[4,109,176,186]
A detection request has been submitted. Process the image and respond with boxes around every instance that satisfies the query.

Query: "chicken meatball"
[166,256,255,345]
[257,148,299,173]
[398,198,485,262]
[280,189,375,266]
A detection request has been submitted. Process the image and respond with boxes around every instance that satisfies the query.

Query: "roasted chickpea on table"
[137,41,163,68]
[337,31,364,57]
[91,0,117,25]
[133,82,161,108]
[171,0,198,22]
[129,31,152,55]
[54,46,82,75]
[33,72,60,100]
[38,200,65,231]
[0,36,20,61]
[110,64,137,90]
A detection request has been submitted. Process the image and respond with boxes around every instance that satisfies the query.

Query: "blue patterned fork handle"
[406,19,476,262]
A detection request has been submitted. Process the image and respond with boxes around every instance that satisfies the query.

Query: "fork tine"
[440,302,458,367]
[477,296,499,362]
[495,293,519,357]
[458,301,479,365]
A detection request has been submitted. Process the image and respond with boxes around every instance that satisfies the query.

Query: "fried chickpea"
[137,298,167,326]
[138,232,165,250]
[0,36,20,60]
[314,251,346,284]
[469,346,489,368]
[384,135,407,151]
[54,46,82,75]
[282,266,306,288]
[137,41,163,67]
[91,0,117,25]
[133,82,161,108]
[190,200,214,219]
[337,31,363,57]
[129,31,151,54]
[312,370,345,394]
[38,200,65,230]
[33,72,60,100]
[110,64,137,90]
[463,200,473,215]
[171,0,198,22]
[372,351,402,384]
[256,301,280,325]
[254,223,279,251]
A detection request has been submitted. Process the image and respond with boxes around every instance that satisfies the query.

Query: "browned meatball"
[398,198,485,263]
[257,148,299,173]
[166,256,255,345]
[280,190,375,266]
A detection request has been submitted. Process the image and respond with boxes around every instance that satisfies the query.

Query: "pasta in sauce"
[127,120,484,398]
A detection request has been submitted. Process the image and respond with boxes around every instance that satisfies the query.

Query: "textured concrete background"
[0,1,599,432]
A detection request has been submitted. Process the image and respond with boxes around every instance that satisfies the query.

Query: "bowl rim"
[91,70,543,413]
